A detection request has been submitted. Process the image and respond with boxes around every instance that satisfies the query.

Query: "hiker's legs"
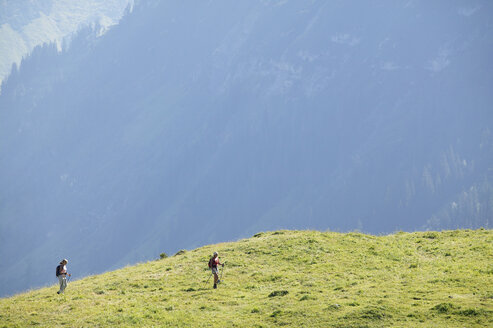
[62,276,67,292]
[58,276,67,293]
[58,276,63,293]
[212,268,219,288]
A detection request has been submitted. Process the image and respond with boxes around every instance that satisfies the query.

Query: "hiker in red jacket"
[208,252,224,289]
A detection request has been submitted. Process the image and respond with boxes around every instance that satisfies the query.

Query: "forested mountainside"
[0,0,132,85]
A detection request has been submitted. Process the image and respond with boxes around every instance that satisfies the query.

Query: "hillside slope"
[1,229,492,327]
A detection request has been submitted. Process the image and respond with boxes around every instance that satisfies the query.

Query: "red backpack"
[208,257,215,269]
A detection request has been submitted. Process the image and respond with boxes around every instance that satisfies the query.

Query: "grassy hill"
[1,229,492,327]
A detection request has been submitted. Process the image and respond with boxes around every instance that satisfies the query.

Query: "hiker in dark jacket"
[208,252,224,289]
[56,259,71,294]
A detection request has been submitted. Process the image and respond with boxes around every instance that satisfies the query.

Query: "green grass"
[1,229,492,327]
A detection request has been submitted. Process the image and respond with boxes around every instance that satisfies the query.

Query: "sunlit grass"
[1,229,492,327]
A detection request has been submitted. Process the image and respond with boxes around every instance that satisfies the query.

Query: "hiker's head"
[213,252,218,258]
[61,259,68,265]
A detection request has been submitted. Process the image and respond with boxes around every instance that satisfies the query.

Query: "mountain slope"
[1,229,491,327]
[0,0,132,86]
[1,0,492,297]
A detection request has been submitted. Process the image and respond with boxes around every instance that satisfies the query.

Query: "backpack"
[208,257,215,269]
[56,264,61,277]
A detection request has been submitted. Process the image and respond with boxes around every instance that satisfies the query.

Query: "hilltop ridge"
[0,229,492,327]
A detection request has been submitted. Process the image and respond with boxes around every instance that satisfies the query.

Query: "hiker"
[208,252,224,289]
[56,259,71,294]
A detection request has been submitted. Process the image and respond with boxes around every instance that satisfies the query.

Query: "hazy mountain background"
[1,0,492,297]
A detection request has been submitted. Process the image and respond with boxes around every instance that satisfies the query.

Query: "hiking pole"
[219,262,226,283]
[204,272,212,288]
